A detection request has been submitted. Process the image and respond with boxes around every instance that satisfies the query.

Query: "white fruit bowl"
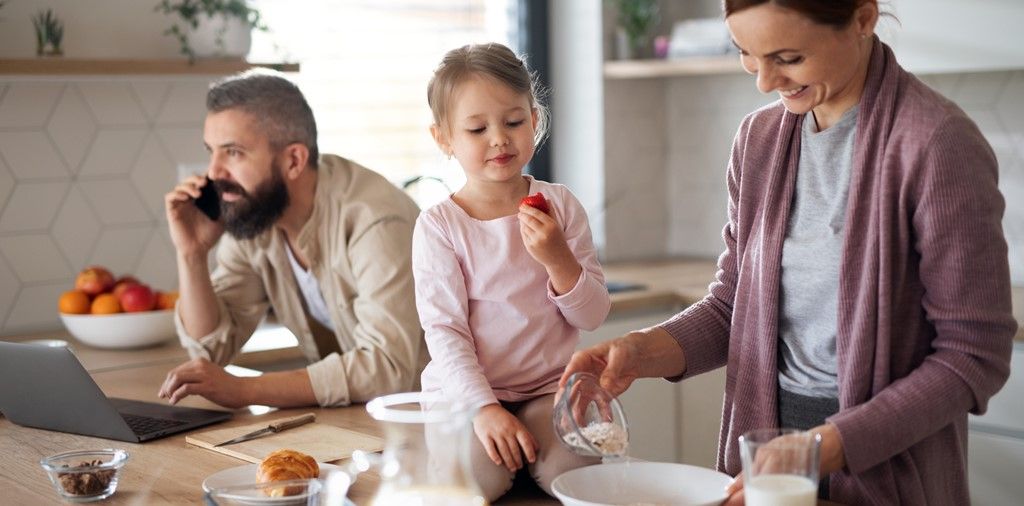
[59,309,177,349]
[551,461,731,506]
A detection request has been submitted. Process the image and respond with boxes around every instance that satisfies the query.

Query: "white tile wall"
[47,88,98,171]
[0,131,71,179]
[604,69,1024,286]
[0,83,63,128]
[0,77,211,335]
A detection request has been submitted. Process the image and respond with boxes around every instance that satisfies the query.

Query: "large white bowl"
[59,309,177,349]
[552,461,731,506]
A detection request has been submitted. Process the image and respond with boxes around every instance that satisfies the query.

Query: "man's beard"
[212,165,290,240]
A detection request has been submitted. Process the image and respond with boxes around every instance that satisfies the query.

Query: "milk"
[745,474,816,506]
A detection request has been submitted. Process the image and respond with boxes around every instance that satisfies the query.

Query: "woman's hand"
[560,335,641,397]
[473,404,538,472]
[723,423,846,505]
[560,328,686,398]
[518,204,581,295]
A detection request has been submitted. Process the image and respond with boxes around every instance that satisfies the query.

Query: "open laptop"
[0,341,231,442]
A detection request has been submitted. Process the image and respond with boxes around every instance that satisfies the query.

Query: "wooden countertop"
[0,337,555,505]
[604,258,719,314]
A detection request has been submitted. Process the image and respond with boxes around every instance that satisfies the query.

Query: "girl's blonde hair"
[427,43,549,147]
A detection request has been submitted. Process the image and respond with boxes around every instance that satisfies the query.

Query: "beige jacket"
[175,154,426,406]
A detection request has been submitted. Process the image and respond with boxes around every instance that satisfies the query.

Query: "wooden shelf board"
[604,56,744,79]
[0,58,299,75]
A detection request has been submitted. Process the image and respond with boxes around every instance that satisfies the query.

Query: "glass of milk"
[739,428,821,506]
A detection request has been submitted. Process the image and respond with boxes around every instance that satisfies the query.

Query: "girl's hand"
[518,204,581,294]
[473,404,538,472]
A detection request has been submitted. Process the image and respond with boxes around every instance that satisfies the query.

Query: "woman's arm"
[827,115,1016,474]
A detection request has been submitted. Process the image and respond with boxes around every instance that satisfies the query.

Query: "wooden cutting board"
[186,418,383,464]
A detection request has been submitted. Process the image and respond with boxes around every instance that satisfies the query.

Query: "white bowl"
[551,461,731,506]
[59,309,177,349]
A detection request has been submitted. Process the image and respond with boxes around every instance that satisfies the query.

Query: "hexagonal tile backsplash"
[1,71,1023,336]
[0,77,211,335]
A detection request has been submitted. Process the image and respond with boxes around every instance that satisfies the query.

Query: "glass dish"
[552,372,630,458]
[203,478,323,505]
[39,448,128,503]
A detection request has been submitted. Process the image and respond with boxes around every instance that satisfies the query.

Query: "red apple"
[112,277,141,299]
[75,266,115,296]
[119,284,157,312]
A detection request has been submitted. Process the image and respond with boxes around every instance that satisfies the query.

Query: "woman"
[562,1,1016,504]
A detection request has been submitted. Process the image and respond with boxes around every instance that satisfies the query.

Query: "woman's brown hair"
[722,0,877,28]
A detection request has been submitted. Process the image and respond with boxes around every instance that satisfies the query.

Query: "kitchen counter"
[603,258,719,315]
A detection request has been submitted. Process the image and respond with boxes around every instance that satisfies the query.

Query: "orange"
[155,290,179,310]
[90,293,122,314]
[58,290,91,314]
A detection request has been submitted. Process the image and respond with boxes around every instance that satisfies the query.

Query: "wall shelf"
[604,56,743,79]
[0,58,299,75]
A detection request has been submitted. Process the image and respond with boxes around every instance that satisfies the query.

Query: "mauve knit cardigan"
[661,38,1016,505]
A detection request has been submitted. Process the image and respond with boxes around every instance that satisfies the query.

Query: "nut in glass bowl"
[40,449,128,502]
[552,372,629,458]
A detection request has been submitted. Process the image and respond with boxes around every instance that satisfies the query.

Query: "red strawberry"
[520,192,550,215]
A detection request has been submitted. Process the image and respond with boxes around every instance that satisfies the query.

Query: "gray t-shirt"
[777,106,859,398]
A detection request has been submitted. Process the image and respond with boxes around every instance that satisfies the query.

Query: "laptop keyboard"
[122,413,188,435]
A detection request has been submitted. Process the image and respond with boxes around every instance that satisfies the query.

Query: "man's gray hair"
[207,69,319,167]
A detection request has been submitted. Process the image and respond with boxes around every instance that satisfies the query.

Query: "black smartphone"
[194,176,221,221]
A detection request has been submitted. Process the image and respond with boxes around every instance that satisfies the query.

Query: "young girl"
[413,43,611,501]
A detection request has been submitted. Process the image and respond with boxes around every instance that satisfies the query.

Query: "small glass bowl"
[552,372,630,458]
[40,449,128,502]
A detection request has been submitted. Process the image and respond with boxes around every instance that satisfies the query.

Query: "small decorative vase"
[36,43,63,57]
[188,15,252,58]
[614,26,634,60]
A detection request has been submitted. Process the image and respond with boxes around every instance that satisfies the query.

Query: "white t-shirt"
[285,244,334,331]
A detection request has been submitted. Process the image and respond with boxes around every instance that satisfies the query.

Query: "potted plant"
[32,8,64,56]
[607,0,660,60]
[155,0,265,61]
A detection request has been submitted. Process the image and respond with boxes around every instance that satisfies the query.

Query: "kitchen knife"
[213,413,316,447]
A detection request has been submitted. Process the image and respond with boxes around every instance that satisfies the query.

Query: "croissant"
[256,449,319,497]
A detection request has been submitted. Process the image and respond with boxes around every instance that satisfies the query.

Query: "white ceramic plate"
[202,463,353,505]
[551,461,731,506]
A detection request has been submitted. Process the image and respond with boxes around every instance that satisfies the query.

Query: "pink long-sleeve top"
[413,177,611,409]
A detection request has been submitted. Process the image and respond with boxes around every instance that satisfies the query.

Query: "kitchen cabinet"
[578,303,728,466]
[579,307,685,463]
[968,342,1024,504]
[677,362,726,469]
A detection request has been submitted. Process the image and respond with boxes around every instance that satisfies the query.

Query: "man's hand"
[165,175,224,260]
[517,204,581,295]
[472,404,538,472]
[158,357,250,408]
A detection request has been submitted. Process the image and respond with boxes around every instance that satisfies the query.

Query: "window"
[250,0,518,208]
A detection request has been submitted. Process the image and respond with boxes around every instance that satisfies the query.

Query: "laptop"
[0,341,231,442]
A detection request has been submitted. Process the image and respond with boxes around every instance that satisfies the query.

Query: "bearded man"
[158,70,425,408]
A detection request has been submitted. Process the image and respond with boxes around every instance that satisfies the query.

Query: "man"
[158,70,425,408]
